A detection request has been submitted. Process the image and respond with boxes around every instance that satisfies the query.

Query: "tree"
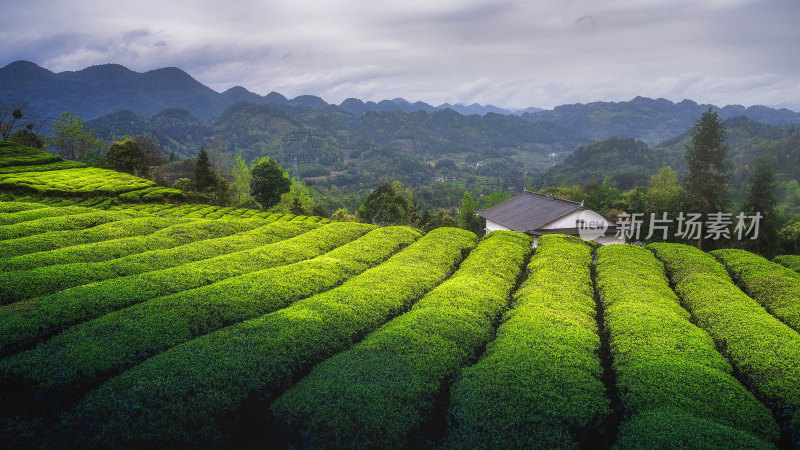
[192,148,217,193]
[357,182,410,226]
[231,156,253,204]
[458,191,483,235]
[49,111,103,161]
[250,158,291,210]
[0,102,32,140]
[741,156,779,258]
[10,126,45,149]
[684,107,732,249]
[106,138,149,177]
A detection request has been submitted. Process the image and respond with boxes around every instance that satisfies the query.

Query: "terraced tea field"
[0,141,183,203]
[1,200,799,449]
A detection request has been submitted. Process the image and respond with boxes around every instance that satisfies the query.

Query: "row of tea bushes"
[2,225,415,398]
[0,218,276,303]
[446,235,610,448]
[713,249,800,333]
[650,243,800,443]
[272,231,531,448]
[63,227,477,447]
[596,244,778,448]
[0,221,331,355]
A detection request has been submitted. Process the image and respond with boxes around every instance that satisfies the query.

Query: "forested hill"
[523,96,800,145]
[536,116,800,209]
[87,102,588,188]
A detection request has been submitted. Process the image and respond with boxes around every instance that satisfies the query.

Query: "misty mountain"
[536,117,800,206]
[0,61,536,121]
[523,96,800,145]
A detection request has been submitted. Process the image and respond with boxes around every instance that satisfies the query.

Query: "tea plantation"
[1,143,799,448]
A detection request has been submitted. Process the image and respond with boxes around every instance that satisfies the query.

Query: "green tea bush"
[0,221,329,354]
[0,218,271,302]
[597,244,778,446]
[0,201,47,214]
[0,167,154,196]
[0,216,176,258]
[0,142,63,167]
[0,217,186,269]
[713,248,800,332]
[62,227,477,447]
[774,255,800,274]
[2,226,417,394]
[0,205,93,226]
[272,231,531,448]
[649,243,800,440]
[0,159,85,174]
[0,209,144,240]
[446,234,609,448]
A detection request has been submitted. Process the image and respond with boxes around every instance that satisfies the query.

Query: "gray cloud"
[1,0,798,110]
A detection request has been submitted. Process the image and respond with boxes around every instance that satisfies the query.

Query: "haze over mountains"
[3,60,800,147]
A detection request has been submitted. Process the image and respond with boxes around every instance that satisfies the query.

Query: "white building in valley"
[476,190,624,246]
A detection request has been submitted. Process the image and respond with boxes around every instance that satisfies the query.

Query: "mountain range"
[3,61,800,146]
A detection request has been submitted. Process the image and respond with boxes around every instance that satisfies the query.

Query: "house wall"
[542,210,605,230]
[485,219,512,233]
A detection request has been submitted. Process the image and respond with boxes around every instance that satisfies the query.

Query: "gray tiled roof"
[476,191,583,232]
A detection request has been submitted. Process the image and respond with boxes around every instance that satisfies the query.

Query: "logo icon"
[576,210,608,241]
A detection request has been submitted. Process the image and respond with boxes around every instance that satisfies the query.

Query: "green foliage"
[250,157,291,209]
[0,221,326,354]
[0,167,155,196]
[713,248,800,333]
[481,191,511,209]
[48,111,104,161]
[0,141,63,168]
[1,223,406,393]
[596,244,778,445]
[0,216,175,260]
[446,235,609,448]
[272,231,530,448]
[683,107,732,248]
[740,156,779,258]
[231,155,252,204]
[457,190,483,235]
[649,243,800,436]
[105,138,149,177]
[357,182,413,226]
[778,221,800,255]
[62,227,477,447]
[0,217,287,306]
[0,208,144,241]
[191,148,216,193]
[775,254,800,274]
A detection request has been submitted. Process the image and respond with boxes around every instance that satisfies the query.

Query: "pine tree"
[742,156,779,258]
[684,107,732,249]
[192,148,217,193]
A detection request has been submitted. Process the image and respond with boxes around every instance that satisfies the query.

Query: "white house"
[476,190,625,246]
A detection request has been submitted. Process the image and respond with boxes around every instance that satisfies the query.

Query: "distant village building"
[476,190,624,246]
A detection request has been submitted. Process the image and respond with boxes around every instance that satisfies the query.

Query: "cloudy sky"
[2,0,799,110]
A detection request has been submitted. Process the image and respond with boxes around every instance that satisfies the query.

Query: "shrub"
[0,209,145,240]
[62,227,477,447]
[0,218,272,303]
[0,221,330,354]
[272,231,531,448]
[649,243,800,439]
[1,226,419,395]
[446,234,609,448]
[774,255,800,274]
[596,244,778,446]
[713,248,800,332]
